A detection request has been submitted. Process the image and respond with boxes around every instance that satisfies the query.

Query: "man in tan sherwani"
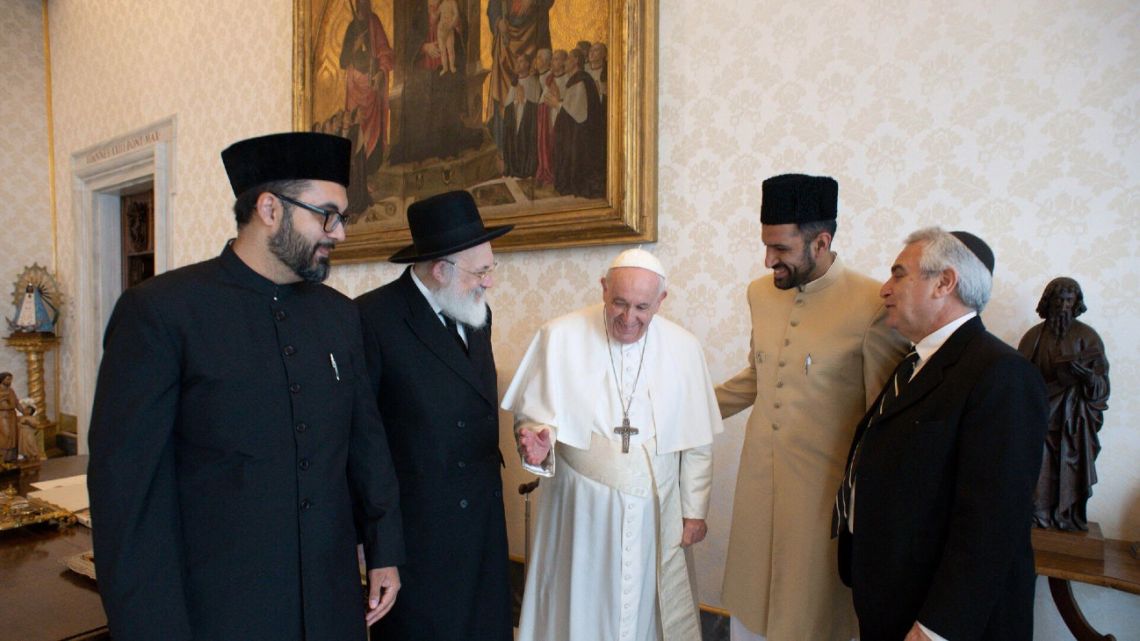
[716,174,908,641]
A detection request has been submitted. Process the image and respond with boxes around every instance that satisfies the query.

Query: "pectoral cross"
[614,417,639,454]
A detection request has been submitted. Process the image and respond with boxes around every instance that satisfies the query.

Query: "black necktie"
[832,349,919,537]
[442,314,468,355]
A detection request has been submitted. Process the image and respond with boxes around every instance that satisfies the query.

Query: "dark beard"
[1046,309,1073,339]
[269,208,332,283]
[773,245,817,290]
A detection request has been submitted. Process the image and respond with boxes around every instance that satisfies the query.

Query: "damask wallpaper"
[0,1,54,388]
[20,0,1140,631]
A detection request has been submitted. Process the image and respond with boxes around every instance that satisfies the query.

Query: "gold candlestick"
[5,332,60,456]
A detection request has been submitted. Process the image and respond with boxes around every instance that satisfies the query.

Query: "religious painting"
[293,0,657,261]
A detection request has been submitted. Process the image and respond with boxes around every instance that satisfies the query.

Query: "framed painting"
[293,0,657,262]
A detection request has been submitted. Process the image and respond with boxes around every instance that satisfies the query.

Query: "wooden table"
[0,456,109,641]
[1034,530,1140,641]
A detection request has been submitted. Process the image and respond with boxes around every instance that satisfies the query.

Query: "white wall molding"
[69,116,175,453]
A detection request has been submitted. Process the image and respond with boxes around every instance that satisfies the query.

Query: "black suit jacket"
[839,316,1047,641]
[355,268,511,641]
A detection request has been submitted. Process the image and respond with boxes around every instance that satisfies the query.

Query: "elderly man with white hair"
[503,248,724,641]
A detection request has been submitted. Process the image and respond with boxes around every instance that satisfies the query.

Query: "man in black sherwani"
[356,190,514,641]
[88,132,404,641]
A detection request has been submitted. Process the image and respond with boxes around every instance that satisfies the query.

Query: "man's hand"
[681,518,707,547]
[365,566,400,626]
[518,427,552,466]
[904,622,932,641]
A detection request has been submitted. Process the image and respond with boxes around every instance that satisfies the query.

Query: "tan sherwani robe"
[716,256,908,640]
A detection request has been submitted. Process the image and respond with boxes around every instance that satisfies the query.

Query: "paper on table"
[28,483,89,514]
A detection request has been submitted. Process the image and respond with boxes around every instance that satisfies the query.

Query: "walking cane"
[518,479,541,569]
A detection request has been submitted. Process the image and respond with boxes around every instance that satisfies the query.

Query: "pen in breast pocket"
[804,353,812,375]
[329,353,341,381]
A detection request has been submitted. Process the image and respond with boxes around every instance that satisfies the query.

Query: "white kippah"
[608,248,666,279]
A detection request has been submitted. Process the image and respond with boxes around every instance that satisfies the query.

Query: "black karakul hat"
[389,190,514,263]
[949,230,995,274]
[221,132,351,196]
[760,174,839,225]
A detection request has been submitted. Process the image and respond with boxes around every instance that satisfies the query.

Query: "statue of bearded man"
[1017,277,1110,531]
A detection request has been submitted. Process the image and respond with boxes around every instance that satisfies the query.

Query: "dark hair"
[568,47,586,69]
[232,179,308,227]
[1036,277,1086,320]
[797,219,837,245]
[0,372,11,383]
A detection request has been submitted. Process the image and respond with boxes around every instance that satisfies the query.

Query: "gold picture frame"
[293,0,657,262]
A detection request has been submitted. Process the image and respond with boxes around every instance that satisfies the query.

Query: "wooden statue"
[1018,277,1110,531]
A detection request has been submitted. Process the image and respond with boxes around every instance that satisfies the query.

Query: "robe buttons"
[290,383,301,394]
[296,422,308,433]
[298,459,310,471]
[772,423,780,431]
[300,499,313,510]
[459,499,469,509]
[457,460,467,469]
[457,420,466,428]
[274,310,287,321]
[283,345,296,356]
[790,320,800,327]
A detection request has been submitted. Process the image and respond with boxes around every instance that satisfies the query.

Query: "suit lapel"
[876,316,984,423]
[396,269,497,407]
[466,312,499,405]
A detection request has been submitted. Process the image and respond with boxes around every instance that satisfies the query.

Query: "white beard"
[436,278,489,328]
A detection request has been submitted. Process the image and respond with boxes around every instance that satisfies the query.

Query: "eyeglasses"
[271,192,350,233]
[440,258,499,281]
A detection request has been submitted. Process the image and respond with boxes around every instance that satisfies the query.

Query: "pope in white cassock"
[502,248,723,641]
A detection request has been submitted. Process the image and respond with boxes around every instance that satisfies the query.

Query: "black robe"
[553,69,605,198]
[502,77,540,178]
[356,269,511,641]
[88,244,404,641]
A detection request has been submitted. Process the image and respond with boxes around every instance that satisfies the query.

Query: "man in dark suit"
[834,227,1047,641]
[356,190,514,641]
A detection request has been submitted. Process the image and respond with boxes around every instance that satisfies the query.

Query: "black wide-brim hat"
[221,132,351,196]
[389,190,514,263]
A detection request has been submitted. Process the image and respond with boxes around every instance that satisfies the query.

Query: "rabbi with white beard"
[355,190,514,641]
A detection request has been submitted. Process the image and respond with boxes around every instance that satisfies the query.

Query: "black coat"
[88,245,404,641]
[356,268,511,641]
[839,317,1047,641]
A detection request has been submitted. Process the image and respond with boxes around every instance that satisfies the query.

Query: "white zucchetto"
[608,248,666,279]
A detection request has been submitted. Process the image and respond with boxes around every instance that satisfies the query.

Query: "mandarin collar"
[218,240,297,301]
[797,253,845,294]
